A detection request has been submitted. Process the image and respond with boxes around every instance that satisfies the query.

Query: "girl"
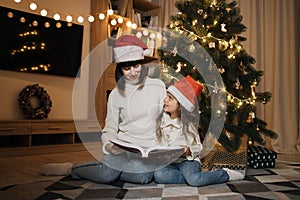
[40,35,167,184]
[154,75,244,186]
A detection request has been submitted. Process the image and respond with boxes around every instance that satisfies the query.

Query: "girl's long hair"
[156,100,200,144]
[180,103,200,144]
[115,61,148,91]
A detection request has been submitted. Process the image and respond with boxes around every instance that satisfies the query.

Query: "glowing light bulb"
[88,15,95,22]
[29,3,37,11]
[126,21,132,27]
[150,32,156,39]
[14,0,21,3]
[66,15,73,22]
[142,30,149,36]
[77,16,84,23]
[40,9,47,16]
[98,13,105,20]
[107,9,113,15]
[110,19,117,25]
[53,13,60,21]
[117,17,123,24]
[7,12,13,18]
[131,23,137,29]
[56,22,62,28]
[44,22,50,28]
[136,31,142,38]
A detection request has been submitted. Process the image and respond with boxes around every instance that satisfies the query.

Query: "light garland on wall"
[10,0,138,29]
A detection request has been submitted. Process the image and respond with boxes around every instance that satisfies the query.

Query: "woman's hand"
[105,143,125,154]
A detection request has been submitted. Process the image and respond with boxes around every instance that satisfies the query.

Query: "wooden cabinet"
[0,120,100,149]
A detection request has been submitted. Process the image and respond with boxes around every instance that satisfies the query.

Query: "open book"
[110,139,184,158]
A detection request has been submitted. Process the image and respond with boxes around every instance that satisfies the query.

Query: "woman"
[40,35,167,184]
[154,75,244,186]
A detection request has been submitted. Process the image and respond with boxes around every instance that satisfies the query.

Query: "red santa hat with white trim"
[113,35,155,63]
[168,75,204,112]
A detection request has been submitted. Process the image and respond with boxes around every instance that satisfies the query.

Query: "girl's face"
[122,63,142,83]
[163,92,180,119]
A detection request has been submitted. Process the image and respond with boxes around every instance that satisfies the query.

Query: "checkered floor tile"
[1,161,300,200]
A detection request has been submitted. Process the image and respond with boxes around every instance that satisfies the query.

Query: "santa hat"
[113,35,155,63]
[167,75,203,112]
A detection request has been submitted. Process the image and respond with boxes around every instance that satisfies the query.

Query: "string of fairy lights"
[10,0,138,29]
[9,0,260,111]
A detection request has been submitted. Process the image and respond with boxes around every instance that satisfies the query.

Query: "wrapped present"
[247,146,277,169]
[213,150,247,170]
[211,135,248,170]
[200,150,217,171]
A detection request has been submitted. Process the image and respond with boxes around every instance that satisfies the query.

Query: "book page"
[110,139,184,158]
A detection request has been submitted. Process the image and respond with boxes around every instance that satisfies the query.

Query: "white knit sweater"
[101,77,167,154]
[160,112,203,161]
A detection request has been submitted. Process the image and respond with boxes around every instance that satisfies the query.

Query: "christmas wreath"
[18,84,52,119]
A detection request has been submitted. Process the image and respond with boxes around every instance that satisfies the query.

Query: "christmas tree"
[158,0,277,152]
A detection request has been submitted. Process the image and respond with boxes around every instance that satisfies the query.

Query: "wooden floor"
[0,144,99,188]
[0,144,299,189]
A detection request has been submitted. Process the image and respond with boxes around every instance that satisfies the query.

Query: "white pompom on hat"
[113,35,155,63]
[167,75,204,112]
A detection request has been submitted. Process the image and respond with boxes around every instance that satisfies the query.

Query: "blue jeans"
[71,153,156,184]
[154,160,229,187]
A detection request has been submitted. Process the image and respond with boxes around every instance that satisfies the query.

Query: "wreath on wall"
[18,84,52,119]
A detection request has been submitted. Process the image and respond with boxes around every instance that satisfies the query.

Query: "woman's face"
[121,63,142,83]
[163,92,180,119]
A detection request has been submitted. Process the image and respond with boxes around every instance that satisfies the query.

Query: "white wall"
[0,0,91,120]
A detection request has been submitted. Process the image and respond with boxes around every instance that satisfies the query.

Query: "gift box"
[200,150,217,171]
[213,150,247,170]
[247,145,277,169]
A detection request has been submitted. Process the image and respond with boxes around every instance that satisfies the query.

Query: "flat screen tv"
[0,6,83,77]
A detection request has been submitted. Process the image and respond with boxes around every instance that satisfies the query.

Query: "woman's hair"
[115,60,148,90]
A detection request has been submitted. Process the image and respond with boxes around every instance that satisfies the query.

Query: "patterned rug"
[1,161,300,200]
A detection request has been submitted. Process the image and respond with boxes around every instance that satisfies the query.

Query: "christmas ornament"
[219,67,225,74]
[171,46,178,56]
[175,62,182,72]
[218,40,228,51]
[221,23,227,32]
[250,85,257,99]
[209,42,215,48]
[188,44,196,52]
[229,38,236,48]
[235,78,241,89]
[213,81,219,93]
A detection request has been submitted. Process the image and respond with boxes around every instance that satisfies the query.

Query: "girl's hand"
[180,145,191,157]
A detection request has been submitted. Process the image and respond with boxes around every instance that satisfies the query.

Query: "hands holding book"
[105,143,127,155]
